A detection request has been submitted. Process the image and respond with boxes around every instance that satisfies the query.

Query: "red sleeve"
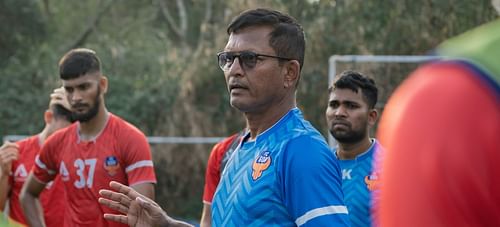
[32,135,60,184]
[202,134,238,204]
[121,127,156,186]
[377,62,500,226]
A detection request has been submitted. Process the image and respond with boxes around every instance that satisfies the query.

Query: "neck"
[38,128,50,146]
[79,105,109,141]
[245,94,296,141]
[336,136,372,160]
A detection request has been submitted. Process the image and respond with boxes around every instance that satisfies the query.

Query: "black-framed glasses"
[217,51,293,71]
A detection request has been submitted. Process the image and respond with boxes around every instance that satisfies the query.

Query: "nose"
[334,105,347,117]
[70,89,83,103]
[227,57,244,76]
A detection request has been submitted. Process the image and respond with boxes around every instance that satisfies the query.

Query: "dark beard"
[72,88,100,123]
[329,128,366,144]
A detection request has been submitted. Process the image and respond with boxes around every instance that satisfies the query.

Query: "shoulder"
[43,124,76,149]
[281,135,336,172]
[109,114,147,139]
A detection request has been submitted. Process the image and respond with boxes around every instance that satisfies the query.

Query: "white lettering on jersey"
[74,158,97,189]
[14,164,28,181]
[342,169,352,180]
[59,161,70,181]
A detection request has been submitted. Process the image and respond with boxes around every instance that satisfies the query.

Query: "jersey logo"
[364,172,379,191]
[59,161,70,181]
[104,156,121,176]
[14,164,28,182]
[342,169,352,180]
[252,151,271,181]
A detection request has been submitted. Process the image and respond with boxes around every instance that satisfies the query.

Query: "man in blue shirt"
[326,70,382,227]
[98,8,349,227]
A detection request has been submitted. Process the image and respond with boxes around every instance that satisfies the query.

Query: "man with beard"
[20,48,157,227]
[326,70,382,227]
[98,8,349,227]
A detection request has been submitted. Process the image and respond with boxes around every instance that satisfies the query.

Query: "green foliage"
[1,0,497,220]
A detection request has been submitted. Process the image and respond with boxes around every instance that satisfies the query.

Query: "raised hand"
[98,181,172,227]
[0,141,19,175]
[50,87,71,110]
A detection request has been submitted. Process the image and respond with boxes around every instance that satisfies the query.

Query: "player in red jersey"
[376,16,500,227]
[20,48,157,227]
[200,131,244,227]
[0,88,73,226]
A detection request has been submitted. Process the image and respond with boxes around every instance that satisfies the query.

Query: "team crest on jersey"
[104,156,120,176]
[364,172,380,191]
[252,151,272,181]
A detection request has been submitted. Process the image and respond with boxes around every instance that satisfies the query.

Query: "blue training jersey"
[212,108,350,226]
[335,139,382,227]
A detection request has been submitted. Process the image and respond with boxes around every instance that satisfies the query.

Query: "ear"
[44,110,53,125]
[368,108,379,126]
[283,60,300,88]
[100,75,108,94]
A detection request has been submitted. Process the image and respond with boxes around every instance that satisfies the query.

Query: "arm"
[0,142,19,211]
[131,182,155,200]
[283,136,350,226]
[199,204,212,227]
[20,173,47,227]
[99,181,193,227]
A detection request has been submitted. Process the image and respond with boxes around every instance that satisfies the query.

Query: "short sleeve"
[280,135,350,226]
[202,141,224,204]
[121,129,156,186]
[32,136,59,184]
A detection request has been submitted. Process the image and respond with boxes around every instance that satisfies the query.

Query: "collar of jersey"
[250,107,300,145]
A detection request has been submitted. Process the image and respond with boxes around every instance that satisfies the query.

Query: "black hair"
[58,48,101,79]
[329,70,379,109]
[227,8,305,71]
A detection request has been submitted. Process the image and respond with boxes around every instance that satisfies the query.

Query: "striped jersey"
[212,108,350,226]
[335,139,382,227]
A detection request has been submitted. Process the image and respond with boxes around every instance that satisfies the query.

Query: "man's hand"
[99,181,172,227]
[0,142,19,175]
[50,87,71,110]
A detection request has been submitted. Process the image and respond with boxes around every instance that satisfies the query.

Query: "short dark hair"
[329,70,378,109]
[50,104,75,123]
[58,48,101,80]
[227,8,306,71]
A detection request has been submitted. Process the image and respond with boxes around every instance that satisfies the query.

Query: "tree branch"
[63,0,116,51]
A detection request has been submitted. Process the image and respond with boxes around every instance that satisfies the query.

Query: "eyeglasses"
[217,51,293,71]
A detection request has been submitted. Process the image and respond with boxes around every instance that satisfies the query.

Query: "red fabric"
[33,114,156,227]
[377,62,500,227]
[9,136,65,227]
[202,133,240,204]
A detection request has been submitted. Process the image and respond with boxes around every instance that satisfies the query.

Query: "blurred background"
[1,0,497,221]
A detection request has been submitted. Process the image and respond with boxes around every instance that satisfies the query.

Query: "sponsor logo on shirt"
[13,164,28,182]
[252,151,271,181]
[104,156,121,176]
[364,172,379,191]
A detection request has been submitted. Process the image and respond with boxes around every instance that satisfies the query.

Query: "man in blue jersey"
[98,8,349,227]
[326,70,382,227]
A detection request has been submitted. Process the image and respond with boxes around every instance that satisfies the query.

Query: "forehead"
[329,88,366,103]
[224,26,274,52]
[62,72,100,87]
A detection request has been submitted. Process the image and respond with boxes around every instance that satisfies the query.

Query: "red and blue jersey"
[212,108,350,226]
[202,132,243,204]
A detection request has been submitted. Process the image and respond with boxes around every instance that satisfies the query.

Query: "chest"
[56,140,126,189]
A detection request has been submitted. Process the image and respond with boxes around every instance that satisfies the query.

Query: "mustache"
[71,103,89,109]
[331,119,351,127]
